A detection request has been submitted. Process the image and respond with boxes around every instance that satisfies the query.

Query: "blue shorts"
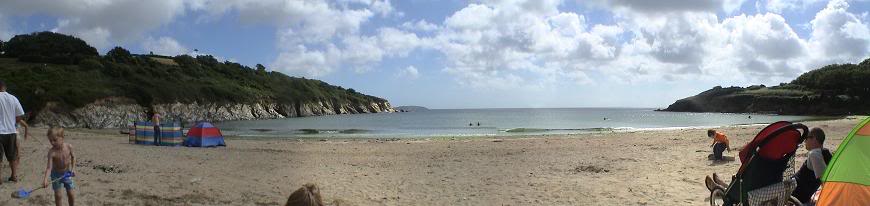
[51,172,75,191]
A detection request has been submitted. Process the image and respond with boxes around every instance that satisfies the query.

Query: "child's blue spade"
[12,171,73,199]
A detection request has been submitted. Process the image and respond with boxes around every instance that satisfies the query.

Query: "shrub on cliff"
[105,47,140,64]
[4,32,98,65]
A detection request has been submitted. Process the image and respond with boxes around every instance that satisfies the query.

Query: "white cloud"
[377,27,425,56]
[0,0,185,50]
[401,19,439,32]
[444,4,497,30]
[723,14,806,60]
[431,1,623,89]
[271,44,341,77]
[369,0,395,17]
[764,0,826,13]
[192,0,409,77]
[396,66,420,79]
[595,0,724,13]
[1,0,867,93]
[0,14,13,41]
[807,0,870,65]
[335,27,425,74]
[142,36,190,56]
[723,0,749,14]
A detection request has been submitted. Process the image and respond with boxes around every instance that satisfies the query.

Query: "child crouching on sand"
[43,127,76,206]
[708,129,730,160]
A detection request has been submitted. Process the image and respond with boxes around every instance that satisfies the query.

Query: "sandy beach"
[0,117,861,205]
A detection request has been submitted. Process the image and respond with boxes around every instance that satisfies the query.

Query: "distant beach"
[0,116,860,205]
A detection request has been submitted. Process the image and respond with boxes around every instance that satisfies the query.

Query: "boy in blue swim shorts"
[42,127,75,206]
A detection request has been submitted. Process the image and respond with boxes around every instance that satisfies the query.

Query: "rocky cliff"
[32,97,396,128]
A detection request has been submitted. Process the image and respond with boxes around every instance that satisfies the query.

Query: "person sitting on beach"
[708,129,730,160]
[42,127,76,206]
[286,183,324,206]
[791,128,831,204]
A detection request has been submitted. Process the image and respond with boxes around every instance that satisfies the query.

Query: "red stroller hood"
[738,121,808,172]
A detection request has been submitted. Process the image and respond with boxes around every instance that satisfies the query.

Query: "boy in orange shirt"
[708,129,730,160]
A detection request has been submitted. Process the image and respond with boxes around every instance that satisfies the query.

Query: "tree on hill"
[105,47,137,64]
[4,31,98,65]
[256,64,267,75]
[0,39,5,56]
[791,60,870,94]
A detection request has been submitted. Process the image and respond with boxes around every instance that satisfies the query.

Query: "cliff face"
[32,97,396,128]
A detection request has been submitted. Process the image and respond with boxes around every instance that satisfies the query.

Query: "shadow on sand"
[707,154,736,166]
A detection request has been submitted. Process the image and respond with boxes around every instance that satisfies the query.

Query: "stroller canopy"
[817,117,870,205]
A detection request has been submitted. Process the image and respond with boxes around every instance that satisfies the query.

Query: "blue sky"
[1,0,868,109]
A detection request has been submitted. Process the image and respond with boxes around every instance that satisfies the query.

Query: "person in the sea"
[708,129,730,160]
[286,183,324,206]
[42,127,76,206]
[791,127,832,204]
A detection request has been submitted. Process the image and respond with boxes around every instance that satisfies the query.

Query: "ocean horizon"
[213,108,834,138]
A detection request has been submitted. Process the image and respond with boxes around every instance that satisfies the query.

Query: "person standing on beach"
[0,80,29,183]
[152,110,161,146]
[42,127,76,206]
[708,129,730,160]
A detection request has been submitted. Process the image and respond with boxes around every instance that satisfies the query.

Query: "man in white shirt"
[0,80,29,183]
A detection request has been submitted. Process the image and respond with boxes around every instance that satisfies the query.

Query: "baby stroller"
[709,121,806,206]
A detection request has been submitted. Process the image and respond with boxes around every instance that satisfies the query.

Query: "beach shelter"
[134,121,156,145]
[816,117,870,205]
[158,122,184,146]
[184,122,226,147]
[133,121,184,146]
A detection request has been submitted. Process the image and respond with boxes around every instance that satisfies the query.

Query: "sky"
[0,0,868,109]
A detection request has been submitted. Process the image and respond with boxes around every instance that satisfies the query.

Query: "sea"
[213,108,832,139]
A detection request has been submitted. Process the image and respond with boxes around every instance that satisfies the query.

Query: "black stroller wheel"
[710,187,727,206]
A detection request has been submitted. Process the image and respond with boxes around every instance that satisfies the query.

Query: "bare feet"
[712,173,727,187]
[705,175,715,192]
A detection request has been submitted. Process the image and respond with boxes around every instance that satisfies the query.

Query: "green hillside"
[0,31,387,115]
[662,58,870,115]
